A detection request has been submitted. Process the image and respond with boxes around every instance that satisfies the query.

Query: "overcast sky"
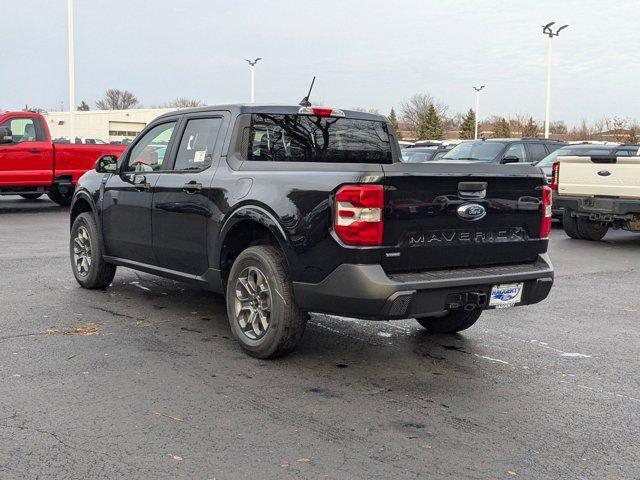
[2,0,639,125]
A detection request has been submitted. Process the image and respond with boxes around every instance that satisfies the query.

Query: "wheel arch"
[216,204,295,286]
[69,191,98,231]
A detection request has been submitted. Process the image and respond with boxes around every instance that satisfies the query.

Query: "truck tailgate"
[557,156,640,198]
[380,161,547,273]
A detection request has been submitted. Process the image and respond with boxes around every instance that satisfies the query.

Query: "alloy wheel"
[73,225,92,277]
[234,266,272,340]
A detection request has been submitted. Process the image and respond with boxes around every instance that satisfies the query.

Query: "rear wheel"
[416,309,482,334]
[70,212,116,289]
[48,187,73,206]
[226,245,307,359]
[20,193,43,200]
[576,218,608,241]
[562,209,581,239]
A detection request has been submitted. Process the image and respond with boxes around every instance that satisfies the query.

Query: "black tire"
[226,245,307,359]
[576,218,608,241]
[70,212,116,289]
[415,309,482,334]
[20,193,43,200]
[47,188,73,206]
[562,209,581,239]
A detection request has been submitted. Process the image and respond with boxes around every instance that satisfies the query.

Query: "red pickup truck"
[0,111,126,205]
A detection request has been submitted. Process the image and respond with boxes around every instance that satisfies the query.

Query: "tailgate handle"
[458,181,487,199]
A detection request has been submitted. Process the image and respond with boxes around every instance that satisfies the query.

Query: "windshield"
[248,114,392,164]
[442,141,506,161]
[536,147,613,167]
[401,149,436,163]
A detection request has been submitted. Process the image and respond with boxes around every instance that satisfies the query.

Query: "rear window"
[246,114,392,164]
[442,141,506,161]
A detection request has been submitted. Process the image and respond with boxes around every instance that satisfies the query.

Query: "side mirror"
[0,126,13,144]
[95,154,118,173]
[501,155,520,164]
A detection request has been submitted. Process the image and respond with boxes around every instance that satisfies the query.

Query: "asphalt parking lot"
[1,196,638,480]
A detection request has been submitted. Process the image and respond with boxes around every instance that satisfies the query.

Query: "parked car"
[401,146,452,163]
[53,137,109,145]
[0,111,126,205]
[552,150,640,240]
[70,104,554,358]
[441,138,565,164]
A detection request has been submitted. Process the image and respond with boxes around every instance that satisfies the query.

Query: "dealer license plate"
[489,283,524,308]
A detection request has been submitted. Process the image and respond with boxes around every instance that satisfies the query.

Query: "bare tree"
[549,120,567,134]
[96,89,139,110]
[400,93,448,136]
[166,97,206,108]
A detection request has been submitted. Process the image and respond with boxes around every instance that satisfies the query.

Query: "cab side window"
[527,143,547,163]
[0,117,45,143]
[504,143,528,162]
[125,122,176,172]
[173,118,223,170]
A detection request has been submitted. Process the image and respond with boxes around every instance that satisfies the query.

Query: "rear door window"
[247,114,392,164]
[173,118,223,170]
[526,143,548,163]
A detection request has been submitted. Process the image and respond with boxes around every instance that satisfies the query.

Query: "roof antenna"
[299,76,316,107]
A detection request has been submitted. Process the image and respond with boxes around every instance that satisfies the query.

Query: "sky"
[2,0,639,126]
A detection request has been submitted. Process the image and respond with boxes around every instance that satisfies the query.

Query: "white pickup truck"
[553,155,640,240]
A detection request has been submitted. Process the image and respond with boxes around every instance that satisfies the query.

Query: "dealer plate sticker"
[489,283,524,308]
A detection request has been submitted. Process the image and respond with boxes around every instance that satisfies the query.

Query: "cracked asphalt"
[1,196,639,479]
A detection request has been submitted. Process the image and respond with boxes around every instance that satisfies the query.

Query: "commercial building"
[42,108,176,143]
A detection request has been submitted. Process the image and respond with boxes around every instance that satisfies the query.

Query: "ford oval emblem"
[597,170,611,177]
[457,203,486,221]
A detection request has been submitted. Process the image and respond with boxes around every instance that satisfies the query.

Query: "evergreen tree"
[493,117,510,138]
[522,117,538,137]
[388,108,402,140]
[459,109,476,140]
[77,101,90,111]
[418,104,444,140]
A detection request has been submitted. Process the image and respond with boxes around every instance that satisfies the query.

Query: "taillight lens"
[551,161,559,190]
[541,185,552,238]
[334,185,384,246]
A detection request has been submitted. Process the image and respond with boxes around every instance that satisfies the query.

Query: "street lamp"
[473,85,485,140]
[542,22,569,139]
[67,0,76,143]
[244,58,262,103]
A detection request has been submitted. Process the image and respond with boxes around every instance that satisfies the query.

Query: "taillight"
[551,161,559,190]
[334,185,384,246]
[540,185,552,238]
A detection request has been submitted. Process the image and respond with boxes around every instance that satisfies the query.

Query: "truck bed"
[557,156,640,199]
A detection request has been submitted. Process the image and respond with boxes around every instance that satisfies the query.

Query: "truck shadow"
[0,197,67,214]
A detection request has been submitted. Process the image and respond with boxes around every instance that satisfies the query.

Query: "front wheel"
[48,187,73,206]
[70,212,117,289]
[576,218,608,241]
[20,193,43,200]
[226,246,307,359]
[416,309,482,334]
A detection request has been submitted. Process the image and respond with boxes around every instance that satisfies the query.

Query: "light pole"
[67,0,76,143]
[473,85,485,140]
[542,22,569,139]
[244,58,262,103]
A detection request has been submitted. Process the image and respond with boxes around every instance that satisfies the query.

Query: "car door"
[101,120,178,265]
[151,114,227,275]
[0,115,53,186]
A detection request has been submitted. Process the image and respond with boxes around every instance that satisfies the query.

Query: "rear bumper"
[555,195,640,219]
[293,254,554,320]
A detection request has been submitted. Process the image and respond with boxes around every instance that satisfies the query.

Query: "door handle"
[182,181,202,194]
[133,175,150,191]
[29,149,43,153]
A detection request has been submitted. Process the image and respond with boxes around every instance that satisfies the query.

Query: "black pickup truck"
[69,104,554,358]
